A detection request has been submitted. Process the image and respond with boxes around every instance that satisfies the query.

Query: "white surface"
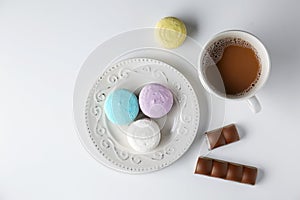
[0,0,299,199]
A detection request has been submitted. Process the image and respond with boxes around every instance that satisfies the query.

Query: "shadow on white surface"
[256,167,265,185]
[236,123,247,140]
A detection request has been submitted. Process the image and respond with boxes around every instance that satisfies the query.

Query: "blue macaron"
[104,89,139,125]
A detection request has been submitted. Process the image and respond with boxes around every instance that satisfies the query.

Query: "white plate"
[73,28,225,173]
[85,58,199,173]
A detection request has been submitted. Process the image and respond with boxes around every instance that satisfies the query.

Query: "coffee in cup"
[203,37,261,96]
[199,30,271,113]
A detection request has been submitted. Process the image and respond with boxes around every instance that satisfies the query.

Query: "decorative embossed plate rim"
[85,58,200,173]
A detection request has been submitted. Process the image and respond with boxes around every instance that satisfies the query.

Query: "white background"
[1,0,300,199]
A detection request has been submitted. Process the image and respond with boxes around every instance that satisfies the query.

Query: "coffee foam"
[202,37,262,97]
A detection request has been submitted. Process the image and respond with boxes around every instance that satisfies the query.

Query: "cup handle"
[247,95,262,113]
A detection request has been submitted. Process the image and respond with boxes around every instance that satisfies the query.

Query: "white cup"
[198,30,271,113]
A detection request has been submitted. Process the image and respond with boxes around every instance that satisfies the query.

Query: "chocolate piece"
[194,157,212,175]
[205,124,240,150]
[195,157,258,185]
[226,163,243,181]
[241,166,258,185]
[211,160,228,178]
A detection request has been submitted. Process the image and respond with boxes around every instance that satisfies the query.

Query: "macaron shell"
[104,89,139,125]
[139,83,174,118]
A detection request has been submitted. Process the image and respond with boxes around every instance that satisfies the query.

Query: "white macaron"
[126,119,161,153]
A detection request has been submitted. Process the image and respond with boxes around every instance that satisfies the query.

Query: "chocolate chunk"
[211,160,228,178]
[241,166,258,185]
[194,157,213,175]
[195,157,258,185]
[205,124,240,150]
[226,163,243,181]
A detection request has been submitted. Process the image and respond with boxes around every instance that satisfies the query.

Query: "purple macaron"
[139,83,174,118]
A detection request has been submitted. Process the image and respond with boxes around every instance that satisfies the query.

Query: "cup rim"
[198,29,271,101]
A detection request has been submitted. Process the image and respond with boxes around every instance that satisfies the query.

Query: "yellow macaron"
[155,17,187,49]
